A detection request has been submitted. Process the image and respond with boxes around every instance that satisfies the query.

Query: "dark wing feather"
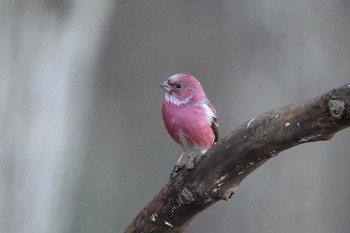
[211,108,219,143]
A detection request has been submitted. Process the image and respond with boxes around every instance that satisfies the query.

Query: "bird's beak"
[159,80,171,92]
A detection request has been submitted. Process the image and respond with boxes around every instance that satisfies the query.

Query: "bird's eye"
[176,84,182,89]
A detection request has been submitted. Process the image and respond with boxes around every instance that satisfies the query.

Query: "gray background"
[1,1,350,233]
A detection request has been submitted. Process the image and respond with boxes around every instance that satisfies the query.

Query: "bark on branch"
[125,83,350,233]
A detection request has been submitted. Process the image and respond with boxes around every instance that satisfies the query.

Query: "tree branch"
[125,83,350,233]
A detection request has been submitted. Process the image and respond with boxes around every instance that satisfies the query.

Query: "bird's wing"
[201,98,219,143]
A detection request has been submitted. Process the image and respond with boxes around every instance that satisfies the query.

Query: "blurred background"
[1,0,350,233]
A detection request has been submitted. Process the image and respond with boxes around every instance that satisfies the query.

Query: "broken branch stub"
[125,83,350,233]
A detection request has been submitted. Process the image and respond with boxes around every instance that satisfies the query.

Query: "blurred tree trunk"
[0,1,114,233]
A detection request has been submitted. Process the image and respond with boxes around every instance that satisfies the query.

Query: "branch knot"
[328,99,345,119]
[178,187,195,205]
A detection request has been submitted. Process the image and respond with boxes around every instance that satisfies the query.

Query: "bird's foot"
[184,152,200,170]
[170,152,202,179]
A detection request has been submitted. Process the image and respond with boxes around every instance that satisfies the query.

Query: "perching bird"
[160,74,219,177]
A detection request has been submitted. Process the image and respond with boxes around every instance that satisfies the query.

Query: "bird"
[160,74,219,177]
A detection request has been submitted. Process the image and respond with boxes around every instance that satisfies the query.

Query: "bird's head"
[160,74,206,106]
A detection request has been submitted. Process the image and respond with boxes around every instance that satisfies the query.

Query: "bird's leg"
[170,152,186,179]
[176,152,185,166]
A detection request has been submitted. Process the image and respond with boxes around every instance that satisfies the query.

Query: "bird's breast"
[162,101,215,150]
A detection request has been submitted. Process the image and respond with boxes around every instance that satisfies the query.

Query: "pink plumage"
[160,74,219,154]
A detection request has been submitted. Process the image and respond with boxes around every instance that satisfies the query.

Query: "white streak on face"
[165,92,191,106]
[169,74,183,82]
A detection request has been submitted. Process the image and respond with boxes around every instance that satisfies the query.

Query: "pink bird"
[160,74,219,176]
